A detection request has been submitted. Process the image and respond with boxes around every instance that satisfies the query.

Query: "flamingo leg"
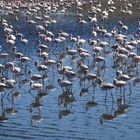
[105,90,108,103]
[110,90,114,102]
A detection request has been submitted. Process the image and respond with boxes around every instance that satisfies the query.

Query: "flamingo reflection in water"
[30,96,44,125]
[59,109,73,119]
[0,110,8,123]
[85,100,98,111]
[0,91,19,123]
[85,79,98,111]
[58,90,75,108]
[100,101,115,124]
[100,94,131,124]
[30,91,45,125]
[58,89,75,119]
[114,97,130,118]
[31,113,44,125]
[3,96,18,118]
[84,73,100,110]
[30,97,44,125]
[0,87,6,118]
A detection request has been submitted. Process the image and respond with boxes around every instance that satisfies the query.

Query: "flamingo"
[58,78,72,91]
[29,81,43,92]
[99,78,115,102]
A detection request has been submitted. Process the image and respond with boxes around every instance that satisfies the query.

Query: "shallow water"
[0,13,140,140]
